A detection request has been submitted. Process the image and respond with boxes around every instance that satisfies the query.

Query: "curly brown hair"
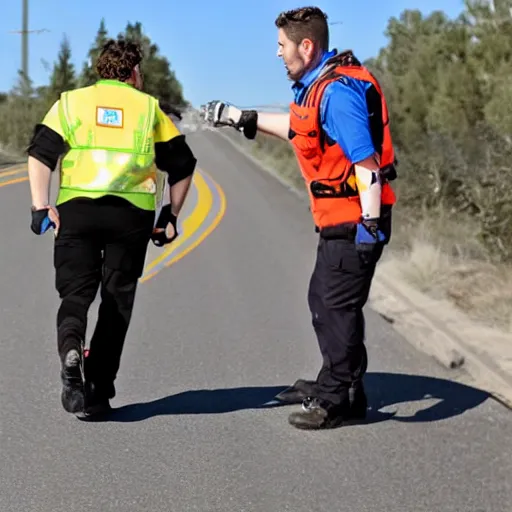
[95,38,143,81]
[275,6,329,51]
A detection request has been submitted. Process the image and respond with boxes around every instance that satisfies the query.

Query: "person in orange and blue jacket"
[202,6,398,430]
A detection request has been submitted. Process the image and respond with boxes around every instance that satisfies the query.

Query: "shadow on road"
[363,372,489,424]
[95,372,489,424]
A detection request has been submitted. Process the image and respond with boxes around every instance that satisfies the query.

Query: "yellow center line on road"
[0,166,27,179]
[140,170,213,283]
[0,165,29,187]
[157,170,226,272]
[0,176,28,188]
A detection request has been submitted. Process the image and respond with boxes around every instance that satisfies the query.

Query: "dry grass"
[390,215,512,333]
[0,146,24,167]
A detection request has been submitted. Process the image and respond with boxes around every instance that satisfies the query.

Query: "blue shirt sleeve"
[320,77,375,164]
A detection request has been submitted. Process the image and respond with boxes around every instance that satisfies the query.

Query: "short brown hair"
[275,6,329,51]
[96,38,143,81]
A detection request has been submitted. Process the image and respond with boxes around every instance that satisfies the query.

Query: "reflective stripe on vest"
[288,59,397,229]
[56,80,158,211]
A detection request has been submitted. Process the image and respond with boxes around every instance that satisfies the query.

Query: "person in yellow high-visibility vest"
[26,38,197,419]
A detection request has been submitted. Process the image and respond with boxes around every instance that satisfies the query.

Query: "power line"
[9,28,49,34]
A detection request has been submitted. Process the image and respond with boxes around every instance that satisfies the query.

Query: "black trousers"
[53,197,155,399]
[307,236,383,405]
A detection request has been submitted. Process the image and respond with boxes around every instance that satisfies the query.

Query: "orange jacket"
[288,53,397,231]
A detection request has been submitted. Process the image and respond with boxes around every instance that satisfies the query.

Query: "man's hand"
[202,100,241,127]
[355,219,386,264]
[151,204,178,247]
[30,205,60,236]
[201,101,258,139]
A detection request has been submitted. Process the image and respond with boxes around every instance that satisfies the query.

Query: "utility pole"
[22,0,28,80]
[9,0,49,89]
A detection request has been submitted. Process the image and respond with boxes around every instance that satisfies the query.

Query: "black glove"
[151,205,178,247]
[201,100,258,140]
[355,220,386,265]
[30,207,56,235]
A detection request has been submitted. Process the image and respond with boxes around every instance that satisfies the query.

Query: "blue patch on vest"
[97,107,123,127]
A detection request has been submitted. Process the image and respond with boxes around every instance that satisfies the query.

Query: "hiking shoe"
[60,349,85,415]
[288,396,364,430]
[276,378,369,418]
[82,381,112,419]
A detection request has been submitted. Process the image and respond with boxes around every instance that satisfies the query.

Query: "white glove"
[201,100,258,140]
[202,100,242,127]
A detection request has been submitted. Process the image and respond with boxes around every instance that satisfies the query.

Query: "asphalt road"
[1,129,511,512]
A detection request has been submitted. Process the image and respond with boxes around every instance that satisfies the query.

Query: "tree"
[0,71,48,152]
[0,18,188,156]
[47,35,77,103]
[79,18,109,87]
[76,20,187,108]
[120,22,187,107]
[366,4,512,260]
[463,0,512,134]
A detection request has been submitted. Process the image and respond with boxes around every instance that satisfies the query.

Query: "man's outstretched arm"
[203,102,290,142]
[254,112,290,141]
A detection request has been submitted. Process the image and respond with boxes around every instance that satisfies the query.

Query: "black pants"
[53,197,155,399]
[307,236,383,405]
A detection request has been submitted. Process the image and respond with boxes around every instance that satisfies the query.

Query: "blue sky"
[0,0,465,108]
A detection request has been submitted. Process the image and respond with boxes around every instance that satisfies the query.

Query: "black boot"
[82,380,112,419]
[288,392,365,430]
[81,349,114,418]
[276,379,369,418]
[60,349,85,415]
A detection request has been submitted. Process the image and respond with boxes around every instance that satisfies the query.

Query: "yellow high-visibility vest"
[41,79,180,211]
